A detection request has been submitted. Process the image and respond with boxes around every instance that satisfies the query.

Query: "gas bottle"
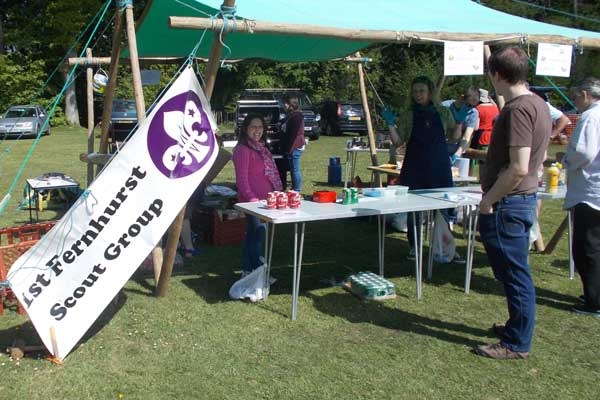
[546,163,560,193]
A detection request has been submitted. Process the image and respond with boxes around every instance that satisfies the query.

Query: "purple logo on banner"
[147,91,216,178]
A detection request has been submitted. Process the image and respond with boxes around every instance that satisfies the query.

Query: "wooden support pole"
[203,0,237,98]
[155,0,237,298]
[85,48,95,186]
[98,7,125,155]
[123,3,165,286]
[356,52,379,185]
[68,56,219,66]
[125,4,146,126]
[169,16,600,49]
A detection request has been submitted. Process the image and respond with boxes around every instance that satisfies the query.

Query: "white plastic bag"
[389,212,408,233]
[432,211,456,263]
[229,264,269,302]
[529,216,540,248]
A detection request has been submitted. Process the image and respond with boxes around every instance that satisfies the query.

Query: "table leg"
[351,152,358,185]
[427,210,435,280]
[344,151,351,188]
[465,206,478,294]
[264,223,276,300]
[378,215,386,276]
[412,211,423,301]
[567,209,574,280]
[291,222,306,321]
[418,211,424,301]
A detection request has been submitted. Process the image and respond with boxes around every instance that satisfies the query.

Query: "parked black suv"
[319,100,367,136]
[235,89,320,153]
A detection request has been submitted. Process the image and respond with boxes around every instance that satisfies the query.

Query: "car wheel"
[310,131,319,141]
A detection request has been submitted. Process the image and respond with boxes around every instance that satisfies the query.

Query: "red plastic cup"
[276,192,288,209]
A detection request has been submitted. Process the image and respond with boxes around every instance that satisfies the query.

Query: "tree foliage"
[0,0,599,125]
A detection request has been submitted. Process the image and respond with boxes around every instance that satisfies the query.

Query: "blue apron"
[400,105,453,190]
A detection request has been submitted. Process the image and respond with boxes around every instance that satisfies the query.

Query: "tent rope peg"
[245,19,255,35]
[115,0,132,10]
[575,38,584,54]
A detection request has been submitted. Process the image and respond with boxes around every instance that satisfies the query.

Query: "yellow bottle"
[546,163,560,193]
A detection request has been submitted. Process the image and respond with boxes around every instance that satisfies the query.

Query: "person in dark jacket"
[280,94,305,192]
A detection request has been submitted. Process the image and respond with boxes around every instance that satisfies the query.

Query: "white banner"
[536,43,572,77]
[444,41,484,76]
[7,67,218,360]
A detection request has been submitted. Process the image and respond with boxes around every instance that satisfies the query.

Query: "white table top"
[346,147,389,153]
[26,175,79,190]
[235,193,459,224]
[412,187,482,206]
[537,186,566,200]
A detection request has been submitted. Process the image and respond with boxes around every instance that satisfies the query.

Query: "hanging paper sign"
[7,67,218,361]
[444,41,484,76]
[141,69,161,86]
[536,43,572,77]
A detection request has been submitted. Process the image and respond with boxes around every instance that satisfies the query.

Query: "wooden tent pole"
[125,4,146,127]
[356,52,380,185]
[98,6,125,156]
[85,48,94,186]
[155,0,237,298]
[169,16,600,49]
[123,2,165,286]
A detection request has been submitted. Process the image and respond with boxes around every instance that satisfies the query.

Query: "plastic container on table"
[362,188,385,198]
[386,185,409,196]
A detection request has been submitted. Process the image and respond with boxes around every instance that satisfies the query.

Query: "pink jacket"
[233,144,277,202]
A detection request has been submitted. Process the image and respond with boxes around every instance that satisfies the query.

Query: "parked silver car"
[0,105,50,138]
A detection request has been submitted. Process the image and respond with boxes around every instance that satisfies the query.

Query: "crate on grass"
[205,209,247,246]
[344,271,396,301]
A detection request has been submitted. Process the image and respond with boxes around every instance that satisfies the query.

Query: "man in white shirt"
[563,77,600,317]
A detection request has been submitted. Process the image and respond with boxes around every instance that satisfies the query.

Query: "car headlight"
[16,122,33,128]
[315,113,321,122]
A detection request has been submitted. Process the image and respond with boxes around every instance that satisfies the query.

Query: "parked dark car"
[0,105,50,138]
[109,99,137,143]
[319,100,367,136]
[235,89,320,151]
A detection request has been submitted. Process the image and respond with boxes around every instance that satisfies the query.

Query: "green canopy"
[132,0,600,61]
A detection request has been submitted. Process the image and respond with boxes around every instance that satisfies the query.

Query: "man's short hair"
[573,77,600,99]
[488,46,529,85]
[284,94,300,111]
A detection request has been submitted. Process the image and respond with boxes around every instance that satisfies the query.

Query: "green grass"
[0,128,599,399]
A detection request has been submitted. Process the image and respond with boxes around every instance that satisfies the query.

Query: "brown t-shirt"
[481,94,551,194]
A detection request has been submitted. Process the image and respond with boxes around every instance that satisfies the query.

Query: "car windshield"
[112,100,137,114]
[5,108,37,118]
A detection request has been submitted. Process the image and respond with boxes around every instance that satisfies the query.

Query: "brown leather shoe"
[474,342,529,360]
[492,323,505,338]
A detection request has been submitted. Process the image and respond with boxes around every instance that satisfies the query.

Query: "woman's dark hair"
[237,113,266,146]
[488,46,529,85]
[410,76,435,107]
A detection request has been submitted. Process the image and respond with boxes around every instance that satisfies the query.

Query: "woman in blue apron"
[382,76,456,257]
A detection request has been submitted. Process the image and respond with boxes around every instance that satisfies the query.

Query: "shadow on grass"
[0,291,127,360]
[308,292,488,347]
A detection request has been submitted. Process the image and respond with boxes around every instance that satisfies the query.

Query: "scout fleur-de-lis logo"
[148,91,216,178]
[162,100,210,173]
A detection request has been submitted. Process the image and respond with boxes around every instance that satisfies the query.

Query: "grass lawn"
[0,127,598,399]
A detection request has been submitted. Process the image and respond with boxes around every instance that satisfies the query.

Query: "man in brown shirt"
[474,46,551,360]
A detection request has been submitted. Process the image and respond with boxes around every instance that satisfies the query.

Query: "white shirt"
[564,100,600,211]
[546,102,566,123]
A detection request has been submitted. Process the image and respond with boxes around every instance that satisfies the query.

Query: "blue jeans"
[288,148,303,192]
[242,215,266,273]
[478,194,536,352]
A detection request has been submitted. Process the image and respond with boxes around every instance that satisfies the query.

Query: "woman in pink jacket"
[233,114,282,276]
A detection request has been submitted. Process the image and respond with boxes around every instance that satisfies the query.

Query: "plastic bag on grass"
[229,264,269,303]
[389,212,407,233]
[432,211,456,263]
